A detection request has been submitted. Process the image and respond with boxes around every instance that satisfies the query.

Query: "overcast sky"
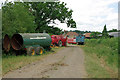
[0,0,119,32]
[56,0,119,32]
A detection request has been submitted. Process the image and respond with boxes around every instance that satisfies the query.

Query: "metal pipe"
[3,34,10,52]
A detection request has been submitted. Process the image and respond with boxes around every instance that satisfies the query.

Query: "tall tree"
[2,2,36,37]
[102,24,109,38]
[2,1,76,36]
[29,2,76,32]
[42,26,63,35]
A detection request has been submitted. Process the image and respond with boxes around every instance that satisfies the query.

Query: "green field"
[2,47,63,76]
[81,38,118,78]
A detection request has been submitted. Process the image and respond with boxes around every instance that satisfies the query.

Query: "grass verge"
[2,47,64,76]
[80,38,118,78]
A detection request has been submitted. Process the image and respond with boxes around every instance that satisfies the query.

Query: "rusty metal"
[11,34,23,50]
[3,34,10,52]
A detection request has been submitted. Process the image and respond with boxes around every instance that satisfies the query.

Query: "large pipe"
[11,34,23,50]
[11,33,52,50]
[3,34,10,52]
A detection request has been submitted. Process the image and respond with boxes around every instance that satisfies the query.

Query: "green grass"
[81,38,118,78]
[2,47,64,76]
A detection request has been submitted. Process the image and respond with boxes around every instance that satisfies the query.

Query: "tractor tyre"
[35,47,44,55]
[64,42,67,47]
[82,42,84,45]
[47,46,51,51]
[77,42,80,45]
[58,40,62,47]
[27,47,35,56]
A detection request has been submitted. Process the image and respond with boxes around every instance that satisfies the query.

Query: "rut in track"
[3,45,87,78]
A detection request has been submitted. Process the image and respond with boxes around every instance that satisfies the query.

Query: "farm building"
[98,32,120,38]
[83,33,92,39]
[108,32,120,37]
[97,34,102,37]
[63,31,79,38]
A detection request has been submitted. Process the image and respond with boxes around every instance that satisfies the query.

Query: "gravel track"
[3,45,87,78]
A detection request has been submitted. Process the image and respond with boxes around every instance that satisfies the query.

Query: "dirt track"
[3,45,87,78]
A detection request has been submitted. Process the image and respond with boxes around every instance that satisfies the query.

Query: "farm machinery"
[3,33,52,56]
[67,37,77,44]
[3,32,84,56]
[67,35,85,45]
[76,35,85,45]
[51,35,67,47]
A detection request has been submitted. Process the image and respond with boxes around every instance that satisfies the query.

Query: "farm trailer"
[3,33,52,56]
[67,35,85,45]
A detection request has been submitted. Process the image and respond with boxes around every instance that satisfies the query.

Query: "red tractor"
[51,35,67,47]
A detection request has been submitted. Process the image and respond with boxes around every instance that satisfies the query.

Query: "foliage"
[83,38,118,71]
[84,31,91,33]
[108,29,118,32]
[84,51,110,78]
[73,30,84,34]
[102,24,109,38]
[2,2,36,37]
[2,1,75,37]
[29,2,76,32]
[90,32,101,38]
[82,38,118,78]
[44,26,63,35]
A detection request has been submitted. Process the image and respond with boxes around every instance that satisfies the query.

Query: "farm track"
[3,45,87,78]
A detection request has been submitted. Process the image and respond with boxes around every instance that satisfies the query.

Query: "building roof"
[108,32,120,37]
[98,32,120,37]
[98,34,102,37]
[66,32,79,36]
[84,33,91,37]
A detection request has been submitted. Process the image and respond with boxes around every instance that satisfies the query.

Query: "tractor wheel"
[58,40,62,47]
[82,42,84,45]
[47,46,51,51]
[77,42,80,45]
[54,43,58,46]
[35,47,44,55]
[64,42,67,47]
[27,47,36,56]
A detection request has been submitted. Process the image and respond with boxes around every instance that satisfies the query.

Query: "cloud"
[0,0,14,9]
[55,0,119,32]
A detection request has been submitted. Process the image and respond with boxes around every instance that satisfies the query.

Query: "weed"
[81,38,118,78]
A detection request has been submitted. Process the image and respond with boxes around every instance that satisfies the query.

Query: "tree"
[73,30,84,34]
[2,2,36,37]
[102,24,109,38]
[43,26,63,35]
[108,29,118,32]
[2,1,75,37]
[29,2,76,32]
[90,32,101,38]
[85,31,90,33]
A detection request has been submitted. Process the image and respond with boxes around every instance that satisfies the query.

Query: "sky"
[56,0,119,32]
[0,0,119,32]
